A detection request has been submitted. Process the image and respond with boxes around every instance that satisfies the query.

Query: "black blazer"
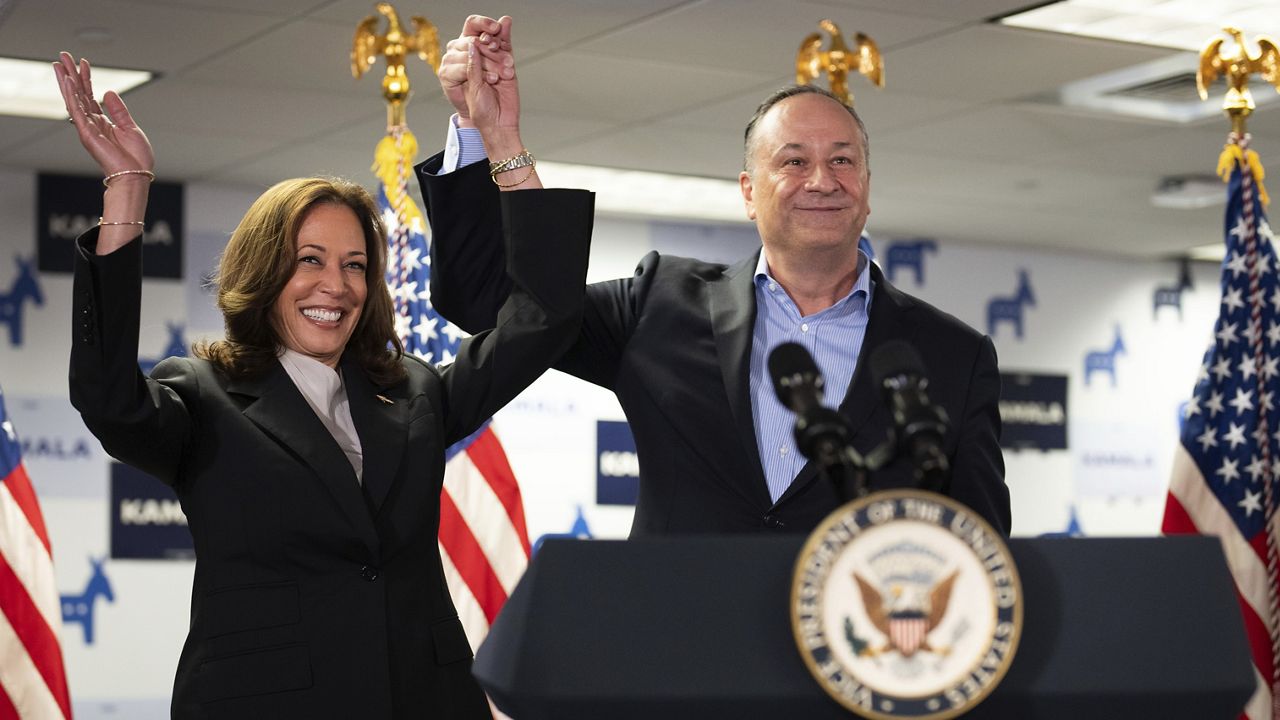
[419,157,1009,537]
[68,189,593,719]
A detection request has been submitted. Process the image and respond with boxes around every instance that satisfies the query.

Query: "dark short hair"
[742,84,870,173]
[194,177,406,385]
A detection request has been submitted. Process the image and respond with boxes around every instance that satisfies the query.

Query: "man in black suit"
[422,17,1008,536]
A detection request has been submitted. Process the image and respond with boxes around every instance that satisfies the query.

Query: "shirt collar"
[753,247,872,312]
[278,348,343,399]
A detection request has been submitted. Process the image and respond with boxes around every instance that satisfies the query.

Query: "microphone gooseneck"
[870,340,951,489]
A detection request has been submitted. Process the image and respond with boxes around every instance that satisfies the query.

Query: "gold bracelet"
[489,150,535,176]
[491,164,535,188]
[103,169,156,187]
[98,218,145,227]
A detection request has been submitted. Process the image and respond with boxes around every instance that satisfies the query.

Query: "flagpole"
[1200,26,1280,719]
[1236,129,1280,719]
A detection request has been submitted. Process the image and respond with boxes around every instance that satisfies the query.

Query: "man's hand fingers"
[460,14,502,39]
[440,44,509,86]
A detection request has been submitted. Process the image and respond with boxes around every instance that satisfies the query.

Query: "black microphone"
[870,340,950,489]
[768,342,825,415]
[768,342,853,468]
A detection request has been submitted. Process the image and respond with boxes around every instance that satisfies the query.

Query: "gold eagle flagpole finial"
[796,19,884,106]
[1198,26,1280,138]
[1199,27,1280,203]
[352,2,441,129]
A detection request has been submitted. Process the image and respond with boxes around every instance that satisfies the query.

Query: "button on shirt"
[749,253,873,503]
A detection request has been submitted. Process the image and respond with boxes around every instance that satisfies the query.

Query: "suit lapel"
[342,358,407,517]
[776,263,918,506]
[228,364,380,556]
[707,251,772,508]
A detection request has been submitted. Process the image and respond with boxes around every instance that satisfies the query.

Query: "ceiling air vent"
[1105,72,1218,103]
[1043,54,1268,124]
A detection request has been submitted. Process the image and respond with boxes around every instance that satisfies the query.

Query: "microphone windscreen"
[768,342,820,407]
[869,339,927,388]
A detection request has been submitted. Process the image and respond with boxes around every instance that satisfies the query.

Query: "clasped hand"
[438,15,520,135]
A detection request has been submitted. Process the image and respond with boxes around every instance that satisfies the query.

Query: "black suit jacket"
[68,189,593,719]
[419,156,1009,537]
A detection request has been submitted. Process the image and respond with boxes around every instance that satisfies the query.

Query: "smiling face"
[270,202,369,368]
[739,92,871,258]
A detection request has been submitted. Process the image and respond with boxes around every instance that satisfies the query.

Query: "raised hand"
[462,16,520,136]
[54,52,154,178]
[439,15,514,127]
[53,52,153,252]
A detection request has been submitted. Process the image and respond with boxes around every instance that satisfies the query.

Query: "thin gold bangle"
[98,218,145,227]
[103,169,156,187]
[491,165,535,188]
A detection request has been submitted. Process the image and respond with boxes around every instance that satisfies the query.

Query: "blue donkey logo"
[532,506,593,555]
[1084,326,1127,388]
[139,322,188,375]
[61,556,115,645]
[884,238,937,285]
[1040,506,1084,538]
[1153,259,1194,319]
[0,256,44,347]
[986,269,1036,340]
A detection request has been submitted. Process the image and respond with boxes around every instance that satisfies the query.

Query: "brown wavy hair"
[193,178,406,385]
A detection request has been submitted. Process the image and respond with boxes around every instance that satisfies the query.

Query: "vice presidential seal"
[791,490,1021,719]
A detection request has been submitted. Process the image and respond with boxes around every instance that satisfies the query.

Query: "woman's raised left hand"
[54,52,154,178]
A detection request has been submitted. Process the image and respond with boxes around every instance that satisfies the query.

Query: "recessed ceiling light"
[999,1,1280,52]
[0,56,152,120]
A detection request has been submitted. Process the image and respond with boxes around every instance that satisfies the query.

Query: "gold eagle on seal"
[853,570,957,658]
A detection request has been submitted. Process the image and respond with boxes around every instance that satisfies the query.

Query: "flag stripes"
[0,554,69,719]
[440,490,509,625]
[461,430,532,557]
[0,388,71,720]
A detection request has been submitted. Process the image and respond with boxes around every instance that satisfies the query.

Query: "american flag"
[1164,134,1279,720]
[374,128,533,650]
[0,385,72,718]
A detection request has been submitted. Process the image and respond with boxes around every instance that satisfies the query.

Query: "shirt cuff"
[439,114,488,175]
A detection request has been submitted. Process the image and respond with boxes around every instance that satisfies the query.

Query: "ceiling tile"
[545,123,744,179]
[578,0,955,76]
[0,0,270,71]
[813,0,1039,23]
[0,0,1264,258]
[885,24,1172,101]
[515,50,774,124]
[309,0,695,52]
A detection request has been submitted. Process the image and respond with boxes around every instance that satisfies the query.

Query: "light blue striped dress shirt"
[749,252,874,503]
[442,119,488,173]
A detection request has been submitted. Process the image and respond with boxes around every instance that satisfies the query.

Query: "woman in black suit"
[55,22,589,718]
